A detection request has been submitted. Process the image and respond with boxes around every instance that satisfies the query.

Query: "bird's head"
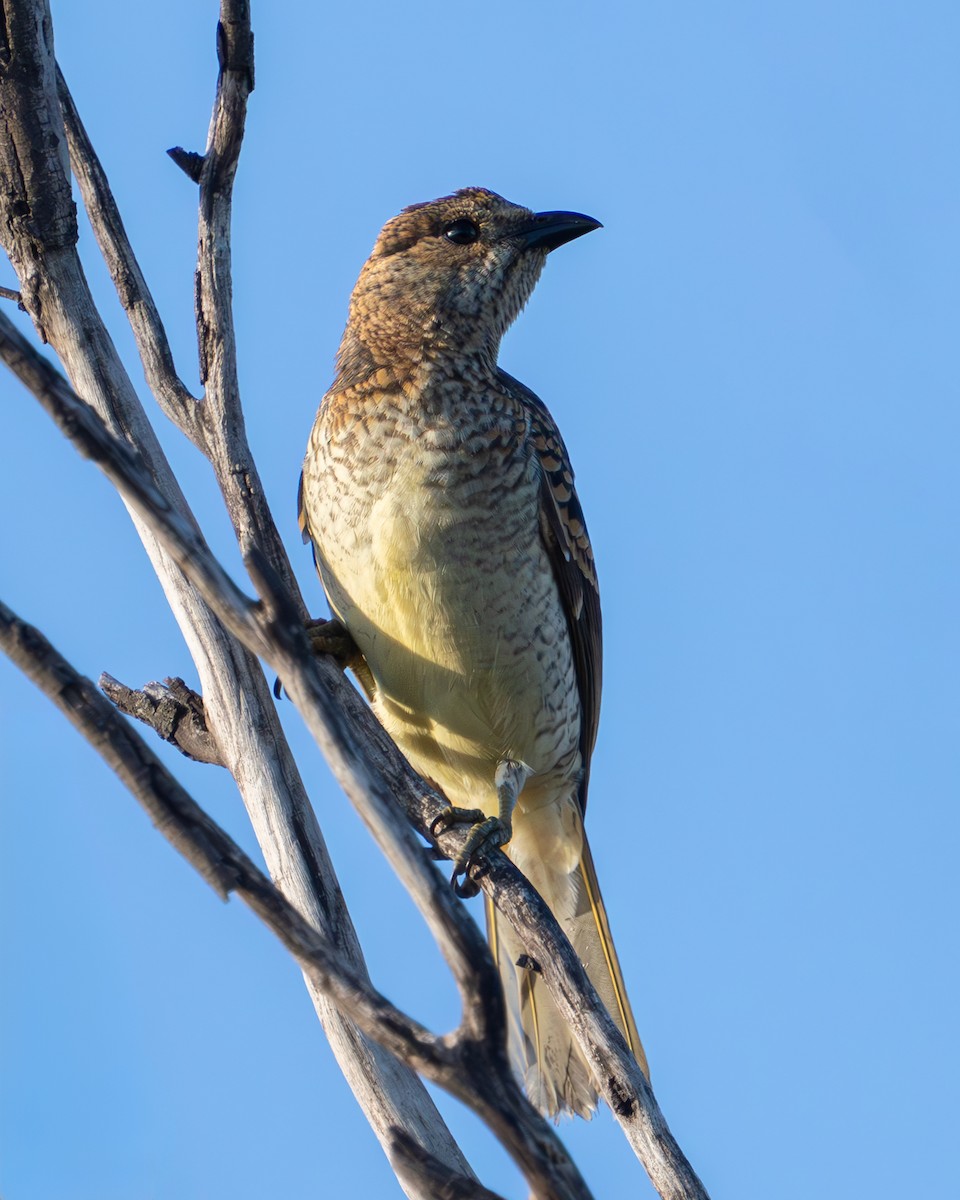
[339,187,601,374]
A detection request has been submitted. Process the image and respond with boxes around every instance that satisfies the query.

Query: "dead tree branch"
[0,599,596,1200]
[55,64,202,430]
[56,13,303,613]
[0,2,473,1191]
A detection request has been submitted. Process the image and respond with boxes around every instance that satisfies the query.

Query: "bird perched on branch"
[299,187,648,1117]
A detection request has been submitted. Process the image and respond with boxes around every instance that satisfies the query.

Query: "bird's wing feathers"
[498,370,602,814]
[297,470,311,544]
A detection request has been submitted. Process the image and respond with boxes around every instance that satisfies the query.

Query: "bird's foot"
[275,617,365,699]
[429,806,512,898]
[452,816,513,898]
[302,617,376,699]
[454,814,513,883]
[305,617,358,666]
[430,761,529,897]
[428,805,488,841]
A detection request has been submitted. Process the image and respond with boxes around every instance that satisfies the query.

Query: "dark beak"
[513,210,602,252]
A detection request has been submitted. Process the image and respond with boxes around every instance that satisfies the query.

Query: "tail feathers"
[486,824,648,1119]
[577,838,648,1078]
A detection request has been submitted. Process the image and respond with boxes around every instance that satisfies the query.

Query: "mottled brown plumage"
[299,187,648,1116]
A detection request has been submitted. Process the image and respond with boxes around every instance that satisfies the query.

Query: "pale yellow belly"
[313,469,581,814]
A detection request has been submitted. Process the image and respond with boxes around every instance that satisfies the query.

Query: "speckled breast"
[301,383,582,809]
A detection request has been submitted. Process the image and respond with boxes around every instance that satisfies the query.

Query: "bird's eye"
[443,218,480,245]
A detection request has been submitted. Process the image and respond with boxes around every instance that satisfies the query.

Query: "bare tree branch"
[0,3,475,1189]
[189,0,307,614]
[55,64,202,433]
[56,17,304,616]
[1,599,597,1200]
[0,598,452,1066]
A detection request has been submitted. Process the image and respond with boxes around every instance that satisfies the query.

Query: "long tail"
[485,812,649,1118]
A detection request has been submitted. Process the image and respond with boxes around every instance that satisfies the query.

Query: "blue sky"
[2,2,958,1197]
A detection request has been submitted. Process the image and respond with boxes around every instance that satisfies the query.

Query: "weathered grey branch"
[55,64,202,435]
[0,2,474,1190]
[0,600,457,1064]
[0,0,75,347]
[0,599,595,1200]
[56,18,304,616]
[188,0,307,615]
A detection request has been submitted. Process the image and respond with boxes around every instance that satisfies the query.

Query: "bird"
[298,187,648,1117]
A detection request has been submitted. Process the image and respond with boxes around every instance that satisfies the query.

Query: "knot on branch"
[607,1073,637,1119]
[167,146,205,184]
[100,673,223,766]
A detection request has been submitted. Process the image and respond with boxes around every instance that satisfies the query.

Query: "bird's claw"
[429,806,512,897]
[451,862,483,899]
[303,617,377,700]
[448,815,512,899]
[428,804,487,842]
[274,618,359,700]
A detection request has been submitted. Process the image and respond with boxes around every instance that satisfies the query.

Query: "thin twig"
[58,17,303,618]
[187,0,307,616]
[0,285,23,304]
[55,65,202,437]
